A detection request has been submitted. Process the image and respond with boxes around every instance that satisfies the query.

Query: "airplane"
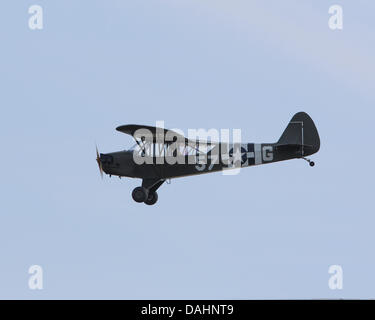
[96,112,320,205]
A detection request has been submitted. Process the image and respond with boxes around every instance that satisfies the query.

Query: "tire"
[309,161,315,167]
[144,191,158,205]
[132,187,149,203]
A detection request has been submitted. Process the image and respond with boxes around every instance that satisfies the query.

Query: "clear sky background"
[0,0,374,299]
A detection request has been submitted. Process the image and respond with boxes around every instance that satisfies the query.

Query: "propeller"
[96,145,103,179]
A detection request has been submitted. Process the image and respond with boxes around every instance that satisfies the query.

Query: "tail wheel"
[302,157,315,167]
[144,191,158,205]
[132,187,149,203]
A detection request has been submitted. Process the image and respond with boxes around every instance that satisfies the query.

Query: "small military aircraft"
[96,112,320,205]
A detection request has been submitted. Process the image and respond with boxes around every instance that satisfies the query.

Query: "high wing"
[116,124,217,148]
[116,124,189,143]
[116,125,220,158]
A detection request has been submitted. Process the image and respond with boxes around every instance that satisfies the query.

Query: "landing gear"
[144,191,158,205]
[131,179,165,205]
[303,157,315,167]
[132,187,149,203]
[131,187,158,205]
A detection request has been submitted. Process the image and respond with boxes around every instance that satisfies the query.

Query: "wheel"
[132,187,149,203]
[309,161,315,167]
[144,191,158,205]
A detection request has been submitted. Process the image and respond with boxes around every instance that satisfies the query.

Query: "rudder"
[277,112,320,156]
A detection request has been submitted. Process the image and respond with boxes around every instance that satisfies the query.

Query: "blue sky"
[0,0,374,299]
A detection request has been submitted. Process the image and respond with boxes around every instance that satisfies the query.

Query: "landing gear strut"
[302,157,315,167]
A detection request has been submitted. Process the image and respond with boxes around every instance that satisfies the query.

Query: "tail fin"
[277,112,320,156]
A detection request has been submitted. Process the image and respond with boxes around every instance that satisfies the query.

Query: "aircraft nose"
[98,151,133,177]
[100,153,114,166]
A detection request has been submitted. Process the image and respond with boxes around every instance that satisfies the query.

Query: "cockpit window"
[129,140,216,157]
